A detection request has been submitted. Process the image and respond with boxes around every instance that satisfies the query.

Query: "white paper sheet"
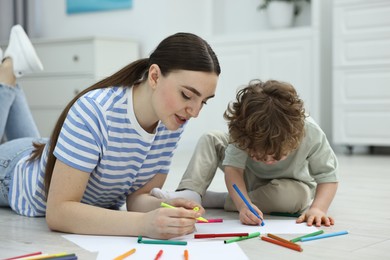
[192,219,318,236]
[63,219,317,259]
[63,235,248,260]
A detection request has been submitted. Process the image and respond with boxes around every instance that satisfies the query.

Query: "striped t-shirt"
[9,86,184,216]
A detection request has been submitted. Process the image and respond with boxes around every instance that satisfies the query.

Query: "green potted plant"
[258,0,311,29]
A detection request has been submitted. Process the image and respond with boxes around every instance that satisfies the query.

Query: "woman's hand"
[166,197,206,215]
[238,204,263,226]
[296,207,334,227]
[142,205,200,239]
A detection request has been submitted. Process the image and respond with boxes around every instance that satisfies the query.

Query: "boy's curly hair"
[224,79,306,160]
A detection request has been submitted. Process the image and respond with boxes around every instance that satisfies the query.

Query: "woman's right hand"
[142,207,200,239]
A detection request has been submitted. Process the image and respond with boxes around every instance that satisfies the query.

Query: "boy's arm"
[224,166,263,225]
[296,182,338,227]
[299,120,339,226]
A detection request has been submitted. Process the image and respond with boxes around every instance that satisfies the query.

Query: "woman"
[0,25,220,239]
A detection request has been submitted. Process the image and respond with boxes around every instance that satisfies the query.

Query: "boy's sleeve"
[222,144,248,169]
[306,122,339,184]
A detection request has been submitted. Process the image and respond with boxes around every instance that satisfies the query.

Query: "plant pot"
[267,1,295,29]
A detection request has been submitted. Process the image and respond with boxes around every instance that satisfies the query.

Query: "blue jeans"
[0,83,42,206]
[0,83,39,140]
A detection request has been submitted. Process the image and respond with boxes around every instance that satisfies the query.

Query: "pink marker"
[197,218,223,223]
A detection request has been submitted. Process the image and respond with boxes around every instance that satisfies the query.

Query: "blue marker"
[232,184,265,226]
[300,230,348,242]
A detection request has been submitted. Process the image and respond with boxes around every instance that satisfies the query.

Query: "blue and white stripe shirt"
[10,86,184,216]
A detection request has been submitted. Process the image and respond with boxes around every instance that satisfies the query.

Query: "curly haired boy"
[152,79,338,227]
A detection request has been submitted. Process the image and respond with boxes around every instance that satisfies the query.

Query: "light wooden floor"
[1,152,389,259]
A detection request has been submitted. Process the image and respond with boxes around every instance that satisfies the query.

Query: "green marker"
[269,212,301,218]
[290,230,324,243]
[137,236,187,246]
[224,231,261,244]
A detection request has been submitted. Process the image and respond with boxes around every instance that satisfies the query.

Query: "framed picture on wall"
[66,0,132,15]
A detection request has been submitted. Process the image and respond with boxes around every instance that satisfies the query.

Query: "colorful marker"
[300,230,348,242]
[290,230,324,243]
[261,236,303,252]
[154,250,163,260]
[197,218,223,223]
[184,249,189,260]
[113,248,136,260]
[269,212,301,218]
[161,202,208,222]
[21,253,77,260]
[224,231,261,244]
[138,236,187,246]
[195,233,249,239]
[4,252,43,260]
[267,233,299,246]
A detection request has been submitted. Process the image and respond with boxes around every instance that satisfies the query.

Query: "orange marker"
[261,236,302,252]
[184,249,189,260]
[267,233,299,247]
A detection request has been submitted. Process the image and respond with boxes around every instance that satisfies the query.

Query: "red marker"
[196,218,223,223]
[4,252,42,260]
[194,233,249,239]
[154,250,163,260]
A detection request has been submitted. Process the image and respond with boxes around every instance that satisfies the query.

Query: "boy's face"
[249,153,288,165]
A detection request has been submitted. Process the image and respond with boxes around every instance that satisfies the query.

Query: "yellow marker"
[161,202,208,222]
[113,248,136,260]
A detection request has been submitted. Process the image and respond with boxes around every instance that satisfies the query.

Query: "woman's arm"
[46,160,200,239]
[126,173,204,214]
[126,173,167,212]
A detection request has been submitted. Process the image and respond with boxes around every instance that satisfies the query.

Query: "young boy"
[151,79,338,227]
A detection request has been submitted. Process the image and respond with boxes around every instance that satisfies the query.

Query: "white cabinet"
[332,0,390,150]
[18,37,139,137]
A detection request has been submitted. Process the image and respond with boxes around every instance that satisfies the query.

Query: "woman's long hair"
[29,32,221,196]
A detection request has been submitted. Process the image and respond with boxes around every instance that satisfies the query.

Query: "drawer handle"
[73,55,79,62]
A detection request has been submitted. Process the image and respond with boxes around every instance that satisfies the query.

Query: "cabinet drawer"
[30,37,139,76]
[333,67,390,103]
[333,109,390,145]
[19,76,94,107]
[34,41,95,74]
[333,0,390,67]
[333,37,390,67]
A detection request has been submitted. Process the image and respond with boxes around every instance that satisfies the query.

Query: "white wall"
[1,0,328,154]
[36,0,213,55]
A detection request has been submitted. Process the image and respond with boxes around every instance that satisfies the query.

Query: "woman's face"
[151,69,218,131]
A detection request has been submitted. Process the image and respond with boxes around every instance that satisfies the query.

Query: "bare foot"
[0,58,17,86]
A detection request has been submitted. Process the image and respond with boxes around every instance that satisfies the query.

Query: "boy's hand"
[238,205,263,226]
[296,207,334,227]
